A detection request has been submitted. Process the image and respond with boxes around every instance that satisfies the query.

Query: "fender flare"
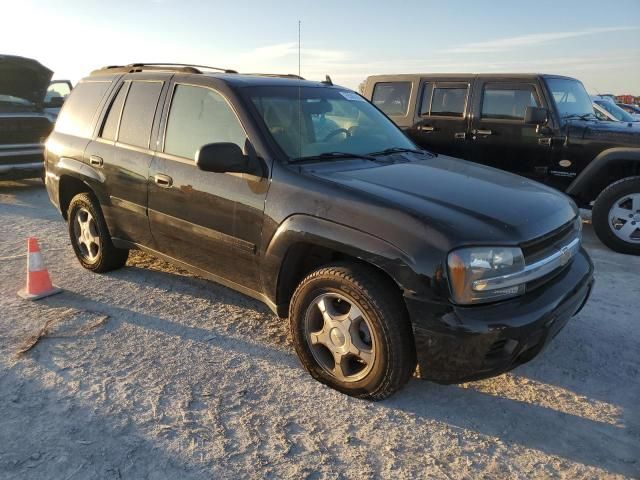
[261,214,425,311]
[566,147,640,198]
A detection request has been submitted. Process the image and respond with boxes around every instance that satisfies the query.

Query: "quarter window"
[371,82,411,116]
[430,86,468,117]
[100,83,128,141]
[54,81,111,137]
[481,85,540,120]
[117,81,163,149]
[164,84,247,160]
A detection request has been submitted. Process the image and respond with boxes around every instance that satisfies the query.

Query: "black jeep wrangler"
[45,64,593,399]
[364,74,640,254]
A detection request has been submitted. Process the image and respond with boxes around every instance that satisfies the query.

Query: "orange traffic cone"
[17,237,62,300]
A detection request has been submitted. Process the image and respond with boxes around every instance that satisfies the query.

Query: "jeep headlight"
[447,246,526,304]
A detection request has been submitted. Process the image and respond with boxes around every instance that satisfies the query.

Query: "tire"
[592,176,640,255]
[289,262,416,400]
[67,192,129,272]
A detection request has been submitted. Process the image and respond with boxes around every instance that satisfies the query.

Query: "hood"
[573,120,640,146]
[0,55,53,105]
[309,155,577,245]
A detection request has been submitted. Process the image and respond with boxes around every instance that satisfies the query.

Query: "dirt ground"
[0,179,638,479]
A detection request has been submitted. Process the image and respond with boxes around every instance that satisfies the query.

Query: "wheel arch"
[57,157,106,219]
[262,215,423,318]
[567,148,640,203]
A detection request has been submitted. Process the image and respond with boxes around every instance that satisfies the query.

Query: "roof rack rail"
[90,62,238,76]
[244,73,305,80]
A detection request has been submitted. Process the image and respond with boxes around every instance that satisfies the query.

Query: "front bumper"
[0,144,44,179]
[406,248,594,384]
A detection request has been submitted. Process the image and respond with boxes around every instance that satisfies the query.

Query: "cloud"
[446,27,638,54]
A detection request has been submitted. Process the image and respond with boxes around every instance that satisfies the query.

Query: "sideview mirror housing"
[524,106,547,125]
[196,142,260,175]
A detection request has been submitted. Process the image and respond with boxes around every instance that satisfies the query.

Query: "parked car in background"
[592,96,639,124]
[44,79,73,121]
[616,103,640,120]
[363,73,640,254]
[0,54,54,180]
[44,63,593,399]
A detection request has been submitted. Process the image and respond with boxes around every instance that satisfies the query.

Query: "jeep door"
[148,80,269,291]
[409,79,472,159]
[468,78,552,179]
[85,74,168,246]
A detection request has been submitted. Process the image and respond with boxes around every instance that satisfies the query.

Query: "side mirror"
[524,106,547,125]
[45,97,64,108]
[196,142,259,175]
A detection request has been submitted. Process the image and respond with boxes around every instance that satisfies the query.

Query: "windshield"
[246,86,416,160]
[545,78,594,120]
[595,100,636,122]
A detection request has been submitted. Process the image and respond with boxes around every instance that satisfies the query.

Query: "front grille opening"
[521,219,577,264]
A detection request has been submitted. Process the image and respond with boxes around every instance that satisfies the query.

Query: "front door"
[148,81,269,291]
[469,79,552,179]
[409,80,471,159]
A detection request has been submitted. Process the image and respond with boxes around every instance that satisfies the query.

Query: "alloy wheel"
[73,207,101,262]
[304,292,376,382]
[608,193,640,244]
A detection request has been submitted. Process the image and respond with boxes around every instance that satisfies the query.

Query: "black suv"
[45,64,593,399]
[364,74,640,254]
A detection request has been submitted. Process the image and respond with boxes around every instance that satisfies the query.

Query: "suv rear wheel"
[67,192,129,272]
[592,176,640,255]
[289,263,416,400]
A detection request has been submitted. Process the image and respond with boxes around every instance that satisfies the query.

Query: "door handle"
[454,132,467,140]
[154,174,173,188]
[538,137,552,146]
[473,129,493,136]
[89,155,103,167]
[417,125,435,132]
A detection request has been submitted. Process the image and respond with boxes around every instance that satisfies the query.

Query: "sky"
[2,0,639,94]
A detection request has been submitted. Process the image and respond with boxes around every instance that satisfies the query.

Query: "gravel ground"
[0,179,638,479]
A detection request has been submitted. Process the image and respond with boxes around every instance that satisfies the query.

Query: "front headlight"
[447,246,525,304]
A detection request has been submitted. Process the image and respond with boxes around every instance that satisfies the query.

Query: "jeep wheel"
[67,193,129,272]
[289,263,416,400]
[592,176,640,255]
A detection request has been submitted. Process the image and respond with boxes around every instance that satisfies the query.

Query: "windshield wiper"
[289,151,378,164]
[562,113,597,121]
[367,147,432,157]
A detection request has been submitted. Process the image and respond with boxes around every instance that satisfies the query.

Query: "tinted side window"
[164,85,247,160]
[419,83,433,115]
[55,81,111,137]
[430,87,468,117]
[100,83,128,141]
[371,82,411,116]
[481,86,540,120]
[117,81,163,149]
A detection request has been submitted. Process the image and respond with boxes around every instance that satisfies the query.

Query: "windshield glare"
[247,86,416,160]
[545,78,594,120]
[595,100,636,122]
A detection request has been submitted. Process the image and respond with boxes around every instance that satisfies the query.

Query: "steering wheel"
[321,128,350,142]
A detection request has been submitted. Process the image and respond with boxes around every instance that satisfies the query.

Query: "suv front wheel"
[289,263,416,400]
[67,192,129,272]
[592,176,640,255]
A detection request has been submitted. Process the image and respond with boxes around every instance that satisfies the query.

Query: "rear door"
[85,73,168,246]
[409,79,472,159]
[469,78,552,179]
[148,79,269,291]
